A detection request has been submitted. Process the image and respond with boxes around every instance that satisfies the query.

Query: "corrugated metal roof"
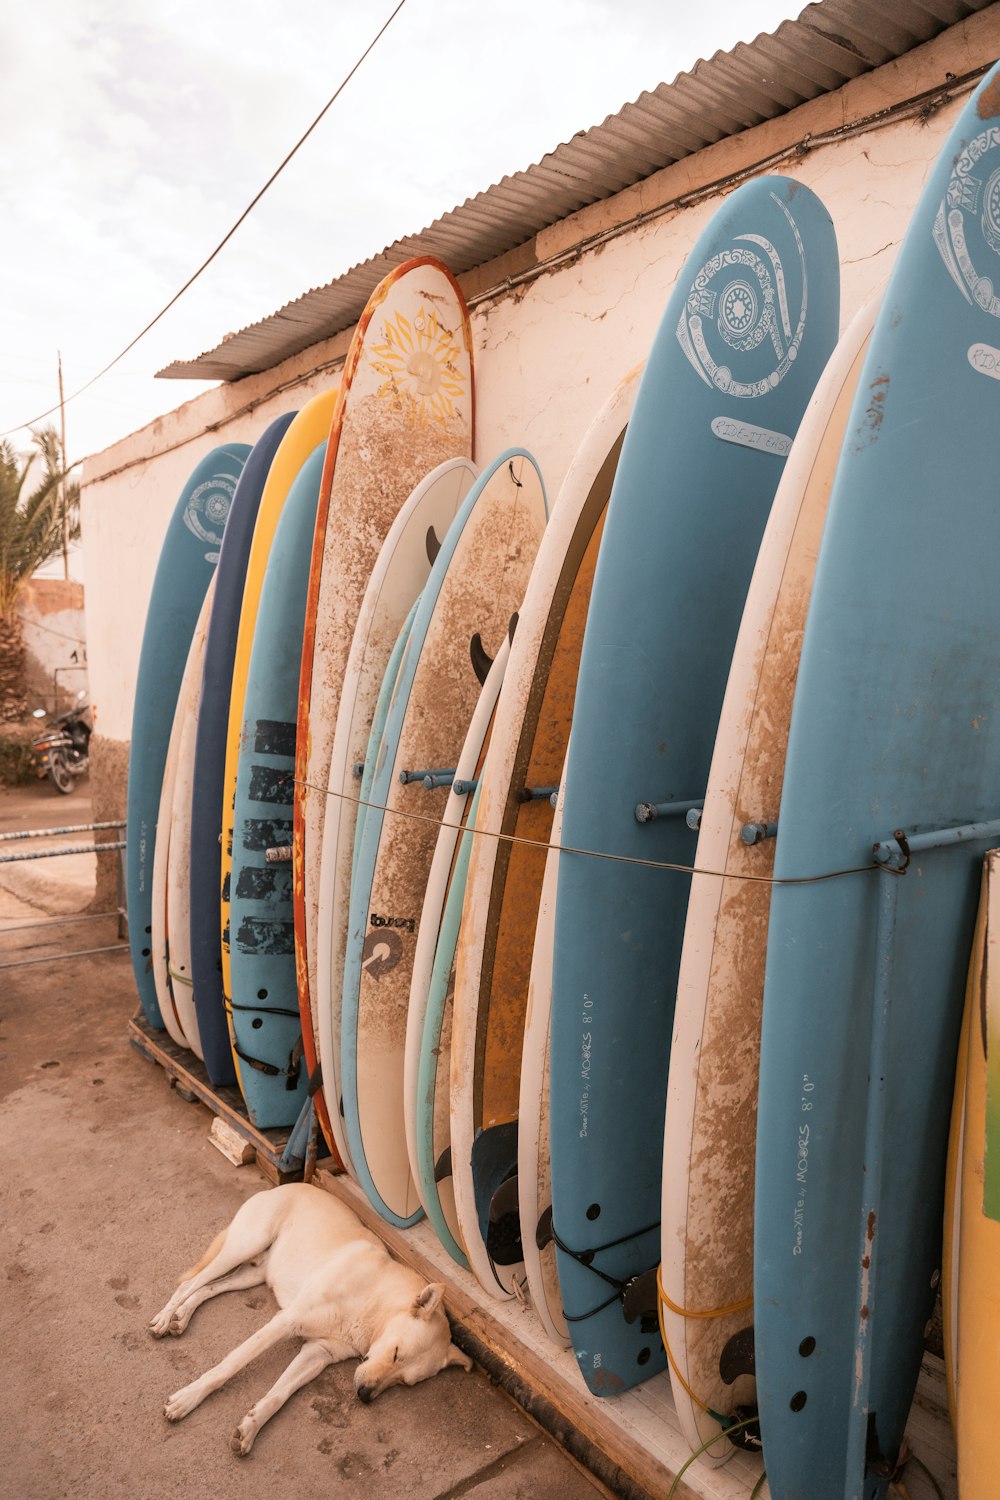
[159,0,996,382]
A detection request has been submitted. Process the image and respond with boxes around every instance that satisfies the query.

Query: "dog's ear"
[413,1283,446,1317]
[446,1343,473,1371]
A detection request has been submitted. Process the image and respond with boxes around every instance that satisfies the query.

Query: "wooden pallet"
[127,1011,335,1185]
[315,1169,958,1500]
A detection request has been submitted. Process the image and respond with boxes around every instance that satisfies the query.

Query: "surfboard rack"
[845,815,1000,1494]
[634,798,704,825]
[126,1011,339,1186]
[517,784,560,804]
[452,777,479,796]
[312,1170,974,1500]
[399,766,456,785]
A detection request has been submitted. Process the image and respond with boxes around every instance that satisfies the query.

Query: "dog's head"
[354,1283,472,1403]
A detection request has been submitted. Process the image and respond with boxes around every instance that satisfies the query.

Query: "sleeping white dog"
[150,1182,472,1454]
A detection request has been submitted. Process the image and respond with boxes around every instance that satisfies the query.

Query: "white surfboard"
[404,635,511,1249]
[316,458,478,1174]
[451,367,640,1299]
[660,297,878,1462]
[518,767,571,1346]
[165,591,213,1060]
[151,581,216,1051]
[342,451,546,1226]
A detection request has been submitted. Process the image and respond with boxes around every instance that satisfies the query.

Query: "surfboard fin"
[425,525,442,566]
[719,1324,756,1384]
[487,1173,523,1266]
[621,1269,659,1328]
[470,632,493,687]
[434,1146,453,1183]
[535,1204,554,1250]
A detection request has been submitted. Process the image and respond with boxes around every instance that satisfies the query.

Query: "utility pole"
[58,351,68,581]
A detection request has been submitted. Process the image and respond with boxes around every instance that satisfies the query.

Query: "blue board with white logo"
[755,65,1000,1499]
[189,413,296,1085]
[127,443,250,1027]
[549,176,838,1396]
[228,442,326,1127]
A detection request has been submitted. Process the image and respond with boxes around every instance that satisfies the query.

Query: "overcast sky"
[1,0,798,469]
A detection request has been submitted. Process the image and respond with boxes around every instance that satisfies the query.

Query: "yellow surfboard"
[944,847,1000,1493]
[219,388,338,1086]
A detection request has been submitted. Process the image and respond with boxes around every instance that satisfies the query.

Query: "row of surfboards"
[124,67,1000,1497]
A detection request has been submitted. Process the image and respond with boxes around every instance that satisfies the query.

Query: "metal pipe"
[422,773,456,790]
[873,817,1000,866]
[741,820,779,846]
[0,911,119,934]
[399,767,456,785]
[0,943,130,971]
[516,785,560,804]
[0,821,124,843]
[0,840,124,865]
[453,778,479,797]
[634,798,704,825]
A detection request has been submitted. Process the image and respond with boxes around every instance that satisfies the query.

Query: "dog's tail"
[182,1228,226,1282]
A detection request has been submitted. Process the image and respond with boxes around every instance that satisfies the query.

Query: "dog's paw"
[164,1384,201,1422]
[167,1311,187,1337]
[148,1309,173,1338]
[231,1418,257,1456]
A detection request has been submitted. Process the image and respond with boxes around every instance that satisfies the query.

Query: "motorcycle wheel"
[48,753,75,795]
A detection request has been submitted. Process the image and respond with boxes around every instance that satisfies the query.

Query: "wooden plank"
[315,1171,958,1500]
[127,1011,292,1174]
[209,1116,256,1166]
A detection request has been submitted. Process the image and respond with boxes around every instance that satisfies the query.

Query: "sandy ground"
[0,781,606,1500]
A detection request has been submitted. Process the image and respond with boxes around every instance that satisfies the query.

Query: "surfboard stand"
[126,1011,338,1185]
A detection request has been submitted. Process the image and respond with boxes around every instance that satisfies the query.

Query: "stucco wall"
[18,577,88,713]
[79,14,997,748]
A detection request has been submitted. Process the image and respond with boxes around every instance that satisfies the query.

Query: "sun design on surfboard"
[369,307,467,428]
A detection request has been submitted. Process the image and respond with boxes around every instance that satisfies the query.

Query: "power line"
[0,0,408,441]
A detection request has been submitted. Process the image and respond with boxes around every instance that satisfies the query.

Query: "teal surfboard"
[127,443,249,1027]
[755,65,1000,1499]
[228,442,325,1127]
[550,176,839,1396]
[416,782,482,1268]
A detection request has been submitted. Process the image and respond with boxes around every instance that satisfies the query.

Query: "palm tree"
[0,426,79,721]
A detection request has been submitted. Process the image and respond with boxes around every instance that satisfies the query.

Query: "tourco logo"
[676,191,809,400]
[183,472,237,561]
[933,125,1000,317]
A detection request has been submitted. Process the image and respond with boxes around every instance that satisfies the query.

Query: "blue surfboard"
[189,414,296,1084]
[549,176,839,1396]
[126,444,249,1027]
[227,442,326,1127]
[755,65,1000,1499]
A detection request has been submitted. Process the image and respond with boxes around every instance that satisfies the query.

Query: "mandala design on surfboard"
[369,307,468,428]
[183,471,237,561]
[676,192,808,399]
[933,126,1000,317]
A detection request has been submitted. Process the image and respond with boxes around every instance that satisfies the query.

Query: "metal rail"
[0,820,124,843]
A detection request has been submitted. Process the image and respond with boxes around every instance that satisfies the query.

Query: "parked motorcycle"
[31,692,92,794]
